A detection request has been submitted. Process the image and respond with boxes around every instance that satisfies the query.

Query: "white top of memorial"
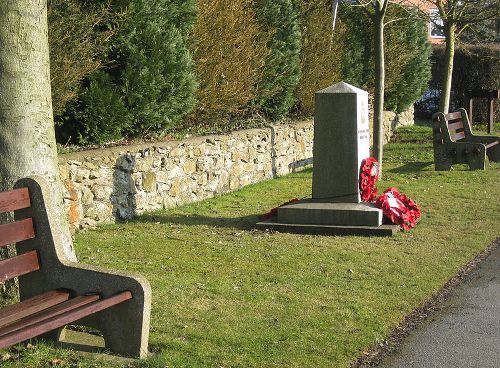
[316,81,367,96]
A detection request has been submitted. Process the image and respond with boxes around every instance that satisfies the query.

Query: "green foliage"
[430,43,500,120]
[52,0,433,145]
[338,2,431,113]
[113,0,197,137]
[384,5,432,113]
[59,0,197,144]
[48,0,119,116]
[254,0,302,119]
[338,3,373,89]
[294,0,345,115]
[190,0,268,124]
[431,44,500,93]
[57,72,131,145]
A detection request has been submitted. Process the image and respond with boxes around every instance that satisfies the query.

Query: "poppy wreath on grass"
[359,157,379,202]
[260,198,299,220]
[375,188,421,231]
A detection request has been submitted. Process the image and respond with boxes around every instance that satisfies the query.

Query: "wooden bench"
[432,108,500,170]
[0,176,151,358]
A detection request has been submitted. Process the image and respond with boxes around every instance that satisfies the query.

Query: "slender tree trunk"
[373,7,385,177]
[439,23,456,114]
[0,0,76,261]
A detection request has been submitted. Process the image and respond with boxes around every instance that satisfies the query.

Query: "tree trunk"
[439,23,456,114]
[373,7,385,177]
[0,0,76,261]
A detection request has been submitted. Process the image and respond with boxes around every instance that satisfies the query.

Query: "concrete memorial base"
[255,199,399,237]
[277,200,382,226]
[255,219,399,236]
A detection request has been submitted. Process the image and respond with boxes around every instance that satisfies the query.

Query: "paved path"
[380,243,500,368]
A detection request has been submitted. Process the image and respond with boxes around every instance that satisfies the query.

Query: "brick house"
[396,0,445,43]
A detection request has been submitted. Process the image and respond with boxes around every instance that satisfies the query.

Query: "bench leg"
[466,145,486,170]
[486,145,500,162]
[434,161,452,171]
[93,299,150,358]
[468,159,485,170]
[34,327,65,345]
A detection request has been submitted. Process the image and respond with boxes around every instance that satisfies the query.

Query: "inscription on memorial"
[358,128,369,140]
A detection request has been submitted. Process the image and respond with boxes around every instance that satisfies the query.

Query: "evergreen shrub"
[430,44,500,121]
[116,0,197,136]
[295,0,345,115]
[56,72,131,145]
[190,0,268,123]
[254,0,302,119]
[383,5,431,113]
[338,4,372,90]
[338,2,431,113]
[58,0,197,144]
[48,0,119,116]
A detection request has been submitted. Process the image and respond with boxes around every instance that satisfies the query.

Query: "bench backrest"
[0,187,40,284]
[443,111,466,142]
[433,108,474,145]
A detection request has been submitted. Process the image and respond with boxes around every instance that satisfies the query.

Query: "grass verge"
[2,124,499,367]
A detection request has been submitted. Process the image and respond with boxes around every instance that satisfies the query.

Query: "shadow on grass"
[388,161,434,174]
[133,212,260,231]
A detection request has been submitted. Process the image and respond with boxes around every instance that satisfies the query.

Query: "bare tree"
[0,0,76,261]
[422,0,500,113]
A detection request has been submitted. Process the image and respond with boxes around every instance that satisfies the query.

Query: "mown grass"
[2,124,499,367]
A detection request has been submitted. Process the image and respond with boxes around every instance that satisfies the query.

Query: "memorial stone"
[312,82,370,203]
[256,82,399,235]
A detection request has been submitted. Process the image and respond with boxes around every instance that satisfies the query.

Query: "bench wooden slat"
[0,250,40,283]
[445,111,463,120]
[0,188,30,214]
[451,132,466,142]
[0,290,70,329]
[0,294,100,338]
[448,121,464,131]
[485,141,499,149]
[0,291,132,349]
[0,218,36,248]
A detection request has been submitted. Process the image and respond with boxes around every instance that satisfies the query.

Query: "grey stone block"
[255,219,399,237]
[312,82,370,203]
[277,200,382,227]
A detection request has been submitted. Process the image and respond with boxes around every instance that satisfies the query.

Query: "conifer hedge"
[57,0,197,144]
[48,0,118,117]
[190,0,267,123]
[254,0,302,119]
[50,0,432,145]
[429,44,500,120]
[295,0,345,116]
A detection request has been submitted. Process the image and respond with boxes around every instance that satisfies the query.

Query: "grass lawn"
[2,124,499,367]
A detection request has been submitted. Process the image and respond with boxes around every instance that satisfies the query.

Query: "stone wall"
[60,110,413,231]
[382,105,415,144]
[59,122,314,232]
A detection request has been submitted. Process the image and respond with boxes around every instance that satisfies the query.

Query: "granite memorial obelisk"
[256,81,398,236]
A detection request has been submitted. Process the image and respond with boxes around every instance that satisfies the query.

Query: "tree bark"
[439,23,456,114]
[0,0,76,261]
[373,6,385,177]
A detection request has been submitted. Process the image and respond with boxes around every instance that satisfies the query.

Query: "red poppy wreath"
[360,157,421,230]
[375,188,421,230]
[359,157,379,203]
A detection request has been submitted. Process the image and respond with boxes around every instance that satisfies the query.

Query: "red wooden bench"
[432,108,499,170]
[0,176,151,357]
